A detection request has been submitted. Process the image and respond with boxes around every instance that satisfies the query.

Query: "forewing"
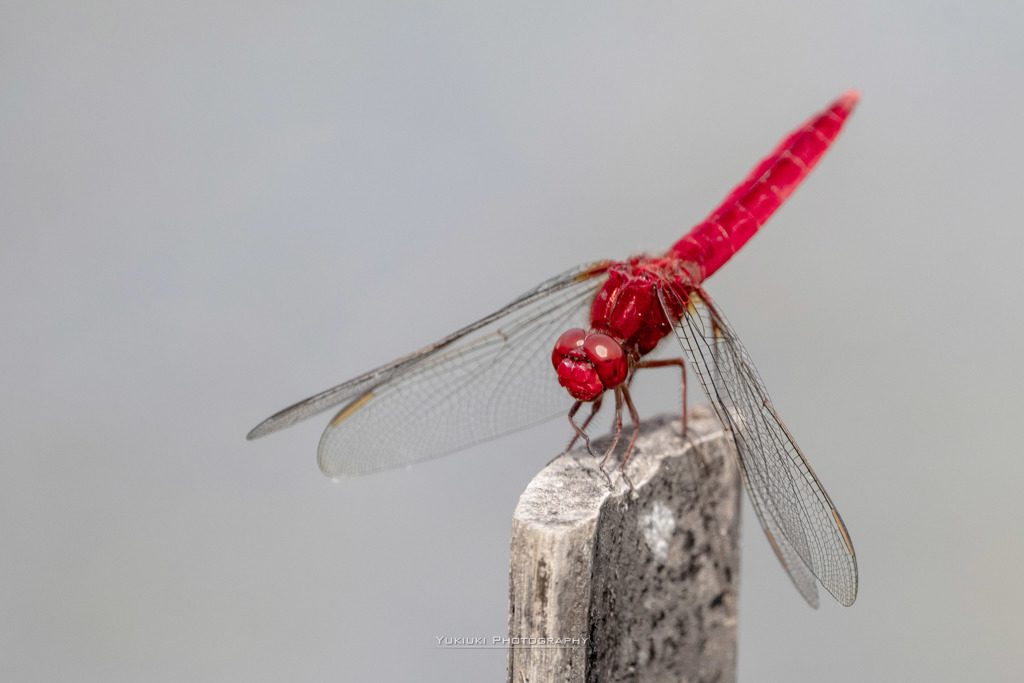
[248,261,612,476]
[660,284,858,607]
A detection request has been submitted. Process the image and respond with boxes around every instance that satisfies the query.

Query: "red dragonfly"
[248,91,860,608]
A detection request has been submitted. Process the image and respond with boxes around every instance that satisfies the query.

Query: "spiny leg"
[652,284,707,472]
[597,390,625,488]
[652,284,694,439]
[552,399,602,466]
[618,385,642,495]
[637,357,706,474]
[564,396,603,457]
[634,358,689,438]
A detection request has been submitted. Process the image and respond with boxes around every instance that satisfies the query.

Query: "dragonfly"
[248,91,860,608]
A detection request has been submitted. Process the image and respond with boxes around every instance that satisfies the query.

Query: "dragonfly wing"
[659,284,858,607]
[248,261,613,476]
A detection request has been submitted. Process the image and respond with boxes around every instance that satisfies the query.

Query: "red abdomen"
[588,91,859,361]
[669,91,859,283]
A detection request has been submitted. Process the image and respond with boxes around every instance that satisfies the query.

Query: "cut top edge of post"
[512,404,727,529]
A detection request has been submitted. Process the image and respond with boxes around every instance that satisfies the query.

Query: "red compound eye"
[552,328,587,369]
[555,357,604,401]
[582,333,627,388]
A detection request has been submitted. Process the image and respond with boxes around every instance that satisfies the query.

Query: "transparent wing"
[248,261,612,476]
[660,284,858,607]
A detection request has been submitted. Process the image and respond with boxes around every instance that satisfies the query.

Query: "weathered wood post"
[508,404,741,683]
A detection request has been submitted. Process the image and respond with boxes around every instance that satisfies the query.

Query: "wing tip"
[827,584,858,607]
[247,413,289,440]
[246,422,271,440]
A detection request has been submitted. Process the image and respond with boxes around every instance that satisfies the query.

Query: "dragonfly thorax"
[551,328,628,401]
[590,258,688,356]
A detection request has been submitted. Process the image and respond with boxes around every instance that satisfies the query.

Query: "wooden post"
[507,404,741,683]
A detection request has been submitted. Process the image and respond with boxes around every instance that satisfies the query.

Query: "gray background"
[4,2,1022,681]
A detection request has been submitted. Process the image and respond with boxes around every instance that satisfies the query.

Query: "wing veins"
[658,281,857,607]
[247,260,612,440]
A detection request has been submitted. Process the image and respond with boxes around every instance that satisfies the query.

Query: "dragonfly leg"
[618,385,641,496]
[562,397,603,459]
[652,285,694,439]
[597,391,625,488]
[634,358,688,438]
[634,356,705,475]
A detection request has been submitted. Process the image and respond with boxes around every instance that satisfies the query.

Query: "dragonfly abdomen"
[669,90,860,282]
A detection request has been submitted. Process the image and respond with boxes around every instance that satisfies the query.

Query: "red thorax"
[551,257,694,402]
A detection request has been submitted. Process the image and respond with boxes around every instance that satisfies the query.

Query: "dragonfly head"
[551,328,628,401]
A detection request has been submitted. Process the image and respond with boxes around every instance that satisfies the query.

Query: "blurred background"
[3,2,1022,681]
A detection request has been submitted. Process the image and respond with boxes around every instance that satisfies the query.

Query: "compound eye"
[554,357,604,401]
[583,333,627,388]
[552,328,587,369]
